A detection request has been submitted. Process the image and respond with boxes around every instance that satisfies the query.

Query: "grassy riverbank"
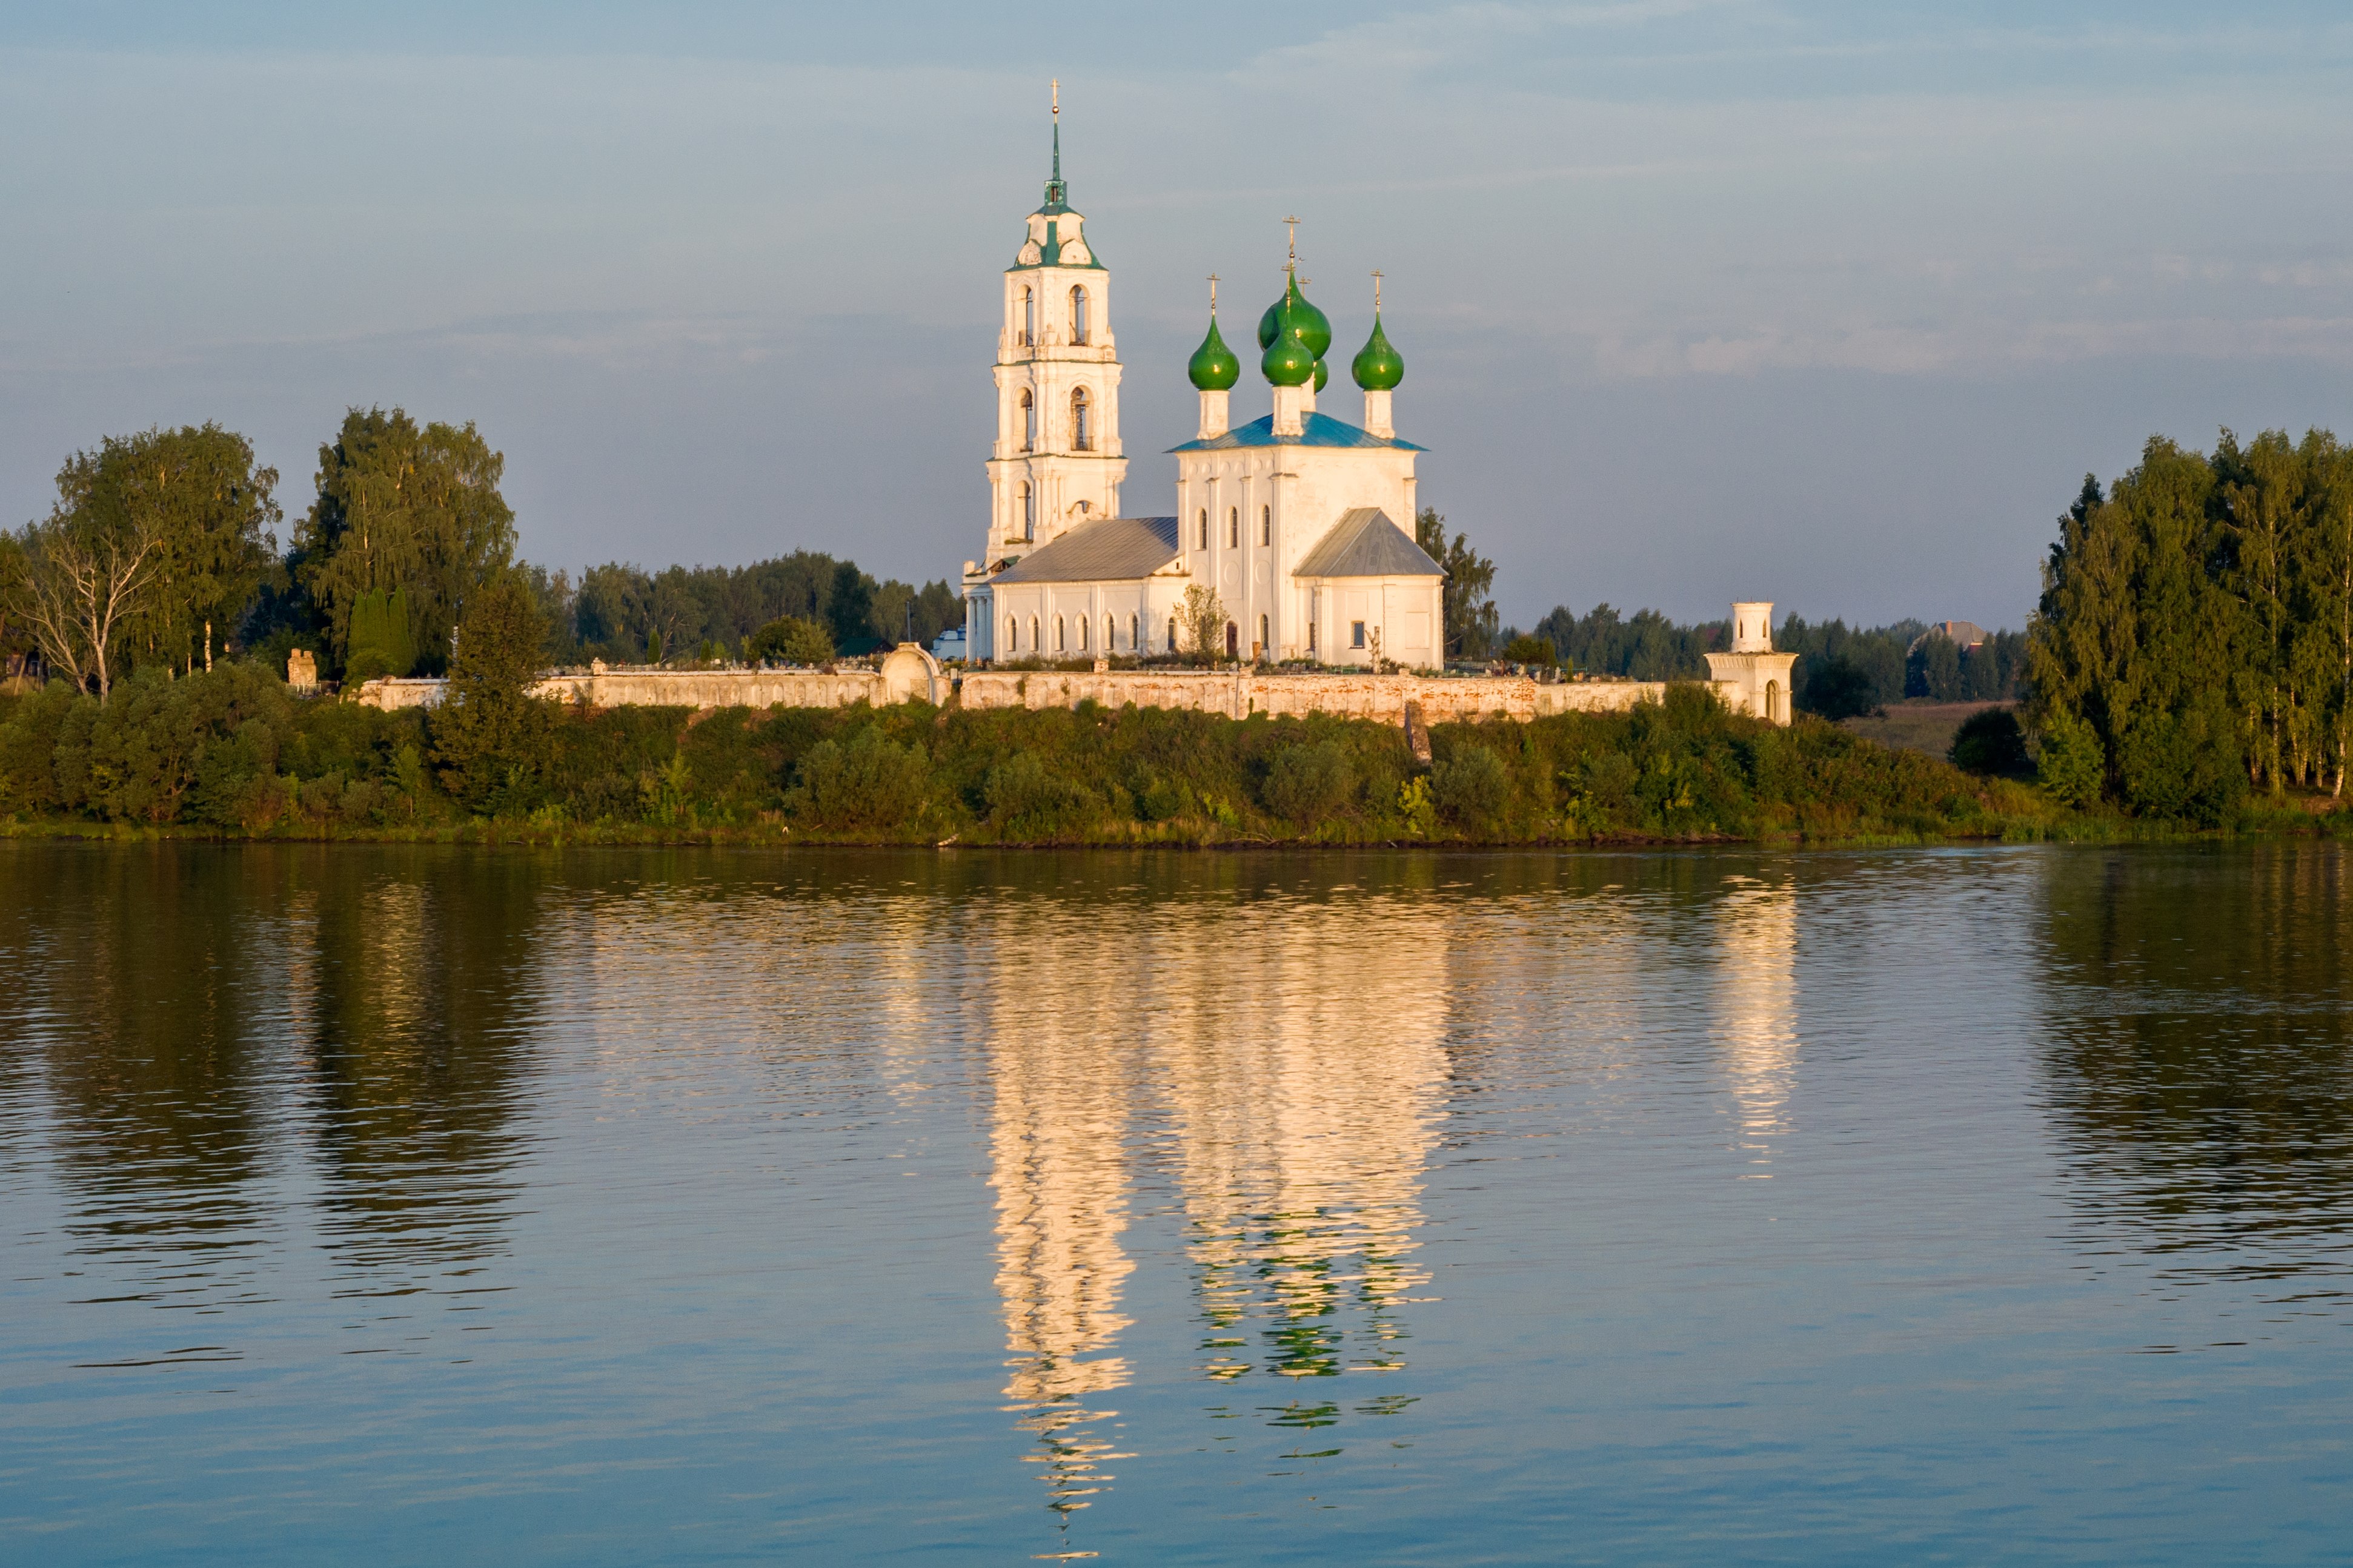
[1,666,2336,848]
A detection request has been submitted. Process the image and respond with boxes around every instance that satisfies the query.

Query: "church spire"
[1043,79,1067,211]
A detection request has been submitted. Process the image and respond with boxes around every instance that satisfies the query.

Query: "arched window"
[1259,614,1269,656]
[1030,615,1040,651]
[1766,680,1782,723]
[1260,505,1271,546]
[1130,613,1139,651]
[1198,508,1208,549]
[1055,615,1066,652]
[1227,507,1238,548]
[1020,482,1034,540]
[1168,616,1178,653]
[1078,615,1089,651]
[1021,286,1034,347]
[1020,389,1035,452]
[1071,388,1092,452]
[1070,285,1089,345]
[1225,621,1239,660]
[1007,615,1018,652]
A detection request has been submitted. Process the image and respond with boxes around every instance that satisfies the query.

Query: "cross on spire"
[1208,273,1220,314]
[1284,215,1299,272]
[1050,79,1061,184]
[1372,269,1384,313]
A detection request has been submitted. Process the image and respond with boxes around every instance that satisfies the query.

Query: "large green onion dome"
[1258,296,1284,352]
[1188,316,1241,391]
[1351,314,1404,391]
[1258,272,1331,359]
[1313,356,1329,392]
[1261,319,1316,386]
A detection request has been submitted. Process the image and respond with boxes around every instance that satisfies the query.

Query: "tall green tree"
[431,575,555,812]
[295,408,516,676]
[1415,507,1497,660]
[4,426,277,696]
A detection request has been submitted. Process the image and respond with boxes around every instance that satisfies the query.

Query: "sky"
[3,2,2349,632]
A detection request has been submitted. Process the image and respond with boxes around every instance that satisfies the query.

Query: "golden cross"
[1207,273,1219,313]
[1284,215,1299,270]
[1372,268,1384,313]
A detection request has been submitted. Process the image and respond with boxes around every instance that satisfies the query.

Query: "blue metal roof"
[1167,411,1427,454]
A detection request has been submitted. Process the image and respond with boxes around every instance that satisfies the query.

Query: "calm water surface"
[2,842,2350,1563]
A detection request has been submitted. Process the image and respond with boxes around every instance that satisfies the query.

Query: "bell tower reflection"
[1716,876,1798,1172]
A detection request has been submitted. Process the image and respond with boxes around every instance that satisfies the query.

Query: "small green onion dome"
[1351,315,1404,391]
[1283,274,1332,360]
[1188,316,1241,391]
[1258,297,1284,352]
[1312,356,1329,392]
[1261,322,1316,386]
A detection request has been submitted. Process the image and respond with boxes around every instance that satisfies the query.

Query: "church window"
[1030,615,1040,651]
[1226,621,1238,660]
[1020,390,1035,452]
[1070,285,1089,346]
[1261,505,1271,546]
[1006,615,1018,652]
[1351,621,1367,649]
[1129,614,1138,650]
[1197,509,1207,549]
[1227,508,1238,548]
[1167,616,1177,653]
[1104,615,1115,650]
[1078,615,1089,651]
[1071,388,1092,452]
[1259,614,1269,656]
[1020,483,1034,540]
[1307,618,1318,654]
[1021,286,1034,347]
[1055,615,1066,652]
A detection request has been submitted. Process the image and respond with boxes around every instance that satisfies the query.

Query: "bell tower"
[985,82,1126,560]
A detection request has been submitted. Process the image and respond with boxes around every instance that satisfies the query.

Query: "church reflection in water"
[1714,876,1798,1173]
[980,884,1450,1521]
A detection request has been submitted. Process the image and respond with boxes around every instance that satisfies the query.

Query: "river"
[2,842,2348,1563]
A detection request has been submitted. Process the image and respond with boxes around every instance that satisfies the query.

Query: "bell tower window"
[1070,285,1089,346]
[1020,286,1034,348]
[1020,390,1035,452]
[1019,483,1034,541]
[1071,388,1092,452]
[1260,504,1271,546]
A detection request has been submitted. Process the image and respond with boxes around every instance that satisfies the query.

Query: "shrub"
[2036,708,2105,809]
[984,750,1100,839]
[1500,635,1558,667]
[789,726,932,833]
[749,615,834,666]
[1950,708,2031,776]
[1431,744,1509,830]
[432,576,558,813]
[1261,740,1355,826]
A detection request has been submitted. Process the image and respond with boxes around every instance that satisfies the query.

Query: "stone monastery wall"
[350,649,1725,724]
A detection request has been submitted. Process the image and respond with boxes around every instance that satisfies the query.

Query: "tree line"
[2028,428,2353,820]
[0,408,962,695]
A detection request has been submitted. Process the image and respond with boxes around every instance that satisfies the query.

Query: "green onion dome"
[1313,356,1329,392]
[1261,322,1316,386]
[1258,296,1284,352]
[1350,314,1404,391]
[1188,316,1241,391]
[1283,275,1331,360]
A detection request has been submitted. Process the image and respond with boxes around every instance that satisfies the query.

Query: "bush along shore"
[0,658,2161,848]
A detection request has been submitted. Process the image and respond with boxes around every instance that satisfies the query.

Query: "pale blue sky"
[4,3,2349,629]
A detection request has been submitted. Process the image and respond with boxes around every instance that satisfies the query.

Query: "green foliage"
[749,615,835,666]
[1499,634,1558,667]
[1261,740,1356,827]
[2036,709,2106,809]
[788,727,934,834]
[1416,508,1498,659]
[1949,708,2031,776]
[1430,744,1509,829]
[5,424,280,695]
[295,407,516,677]
[827,560,876,648]
[431,576,557,813]
[0,680,84,815]
[1178,583,1229,662]
[343,586,419,682]
[1802,655,1881,721]
[984,750,1103,840]
[2025,431,2353,812]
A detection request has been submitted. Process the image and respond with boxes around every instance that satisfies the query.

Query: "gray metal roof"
[992,515,1180,584]
[1295,508,1444,580]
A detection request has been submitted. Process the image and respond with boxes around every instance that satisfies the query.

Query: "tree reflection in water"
[2040,846,2353,1313]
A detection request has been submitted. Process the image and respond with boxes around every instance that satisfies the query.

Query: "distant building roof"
[1911,620,1989,652]
[1168,411,1427,454]
[1295,508,1445,580]
[991,515,1180,584]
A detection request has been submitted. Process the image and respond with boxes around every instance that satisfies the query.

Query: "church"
[961,105,1445,670]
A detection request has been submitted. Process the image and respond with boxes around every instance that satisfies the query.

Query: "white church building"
[962,110,1445,669]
